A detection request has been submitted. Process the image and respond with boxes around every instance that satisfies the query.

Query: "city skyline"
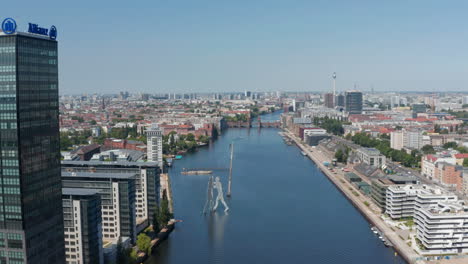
[3,1,468,94]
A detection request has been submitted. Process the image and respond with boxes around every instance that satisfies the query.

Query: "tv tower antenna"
[332,72,337,106]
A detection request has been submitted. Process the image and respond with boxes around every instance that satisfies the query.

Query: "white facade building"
[386,185,457,219]
[415,201,468,254]
[390,131,404,150]
[390,130,423,150]
[356,148,386,167]
[404,130,423,150]
[147,124,163,166]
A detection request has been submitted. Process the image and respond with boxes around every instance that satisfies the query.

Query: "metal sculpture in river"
[203,176,229,214]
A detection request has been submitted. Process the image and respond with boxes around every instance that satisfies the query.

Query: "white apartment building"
[390,130,423,150]
[356,148,386,167]
[147,123,163,166]
[386,185,457,219]
[415,201,468,254]
[390,130,404,150]
[463,96,468,105]
[404,130,423,150]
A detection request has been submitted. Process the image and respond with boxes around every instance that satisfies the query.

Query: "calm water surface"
[147,112,405,264]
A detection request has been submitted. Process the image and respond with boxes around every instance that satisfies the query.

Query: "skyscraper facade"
[336,94,345,107]
[323,93,334,108]
[345,91,363,114]
[0,20,65,263]
[147,124,163,166]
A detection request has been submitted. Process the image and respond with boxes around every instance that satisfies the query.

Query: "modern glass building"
[0,24,64,263]
[62,188,103,264]
[61,172,137,244]
[61,160,160,229]
[345,90,363,114]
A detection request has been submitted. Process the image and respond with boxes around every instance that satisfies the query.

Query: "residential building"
[390,130,404,150]
[356,148,386,167]
[61,172,137,244]
[390,130,423,150]
[146,124,163,166]
[421,152,458,181]
[390,95,400,108]
[345,91,363,114]
[385,185,457,219]
[415,201,468,254]
[61,160,160,229]
[435,162,464,191]
[63,188,103,264]
[371,179,394,211]
[404,130,423,150]
[0,22,65,263]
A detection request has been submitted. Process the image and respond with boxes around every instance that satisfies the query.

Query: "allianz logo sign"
[1,18,57,40]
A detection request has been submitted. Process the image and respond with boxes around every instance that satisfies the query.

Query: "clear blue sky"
[4,1,468,94]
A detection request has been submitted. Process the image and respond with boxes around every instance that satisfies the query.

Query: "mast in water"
[227,143,234,197]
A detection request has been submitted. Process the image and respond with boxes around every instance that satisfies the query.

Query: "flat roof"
[0,31,56,41]
[62,171,136,179]
[62,188,100,196]
[62,160,159,167]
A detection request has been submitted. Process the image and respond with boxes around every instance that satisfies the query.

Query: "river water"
[147,111,405,264]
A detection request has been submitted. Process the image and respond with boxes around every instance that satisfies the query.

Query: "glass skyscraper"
[0,29,64,263]
[345,91,363,115]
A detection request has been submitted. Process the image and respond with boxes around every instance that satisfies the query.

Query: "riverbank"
[282,130,424,264]
[134,221,176,263]
[148,123,408,264]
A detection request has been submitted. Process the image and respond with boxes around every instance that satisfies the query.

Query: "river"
[147,111,405,264]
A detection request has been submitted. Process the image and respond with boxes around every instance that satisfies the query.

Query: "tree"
[129,249,138,263]
[421,145,436,154]
[443,142,458,149]
[335,149,344,162]
[116,239,131,264]
[152,205,161,233]
[464,158,468,167]
[136,233,152,255]
[158,190,173,228]
[186,133,195,141]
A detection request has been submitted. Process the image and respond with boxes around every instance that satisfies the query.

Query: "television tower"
[332,72,337,106]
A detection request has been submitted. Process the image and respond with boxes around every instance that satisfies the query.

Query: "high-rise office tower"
[412,103,426,118]
[147,124,163,166]
[336,94,345,107]
[323,93,334,108]
[0,19,65,263]
[345,90,363,114]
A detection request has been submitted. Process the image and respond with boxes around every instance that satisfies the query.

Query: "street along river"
[147,111,405,264]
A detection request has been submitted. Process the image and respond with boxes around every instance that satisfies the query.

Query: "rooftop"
[62,171,136,180]
[62,160,159,167]
[62,188,100,196]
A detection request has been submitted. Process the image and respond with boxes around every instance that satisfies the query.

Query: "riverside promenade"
[283,130,424,264]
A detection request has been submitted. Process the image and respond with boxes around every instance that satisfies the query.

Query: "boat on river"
[181,170,213,175]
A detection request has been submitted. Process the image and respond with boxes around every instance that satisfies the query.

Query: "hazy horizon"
[4,1,468,94]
